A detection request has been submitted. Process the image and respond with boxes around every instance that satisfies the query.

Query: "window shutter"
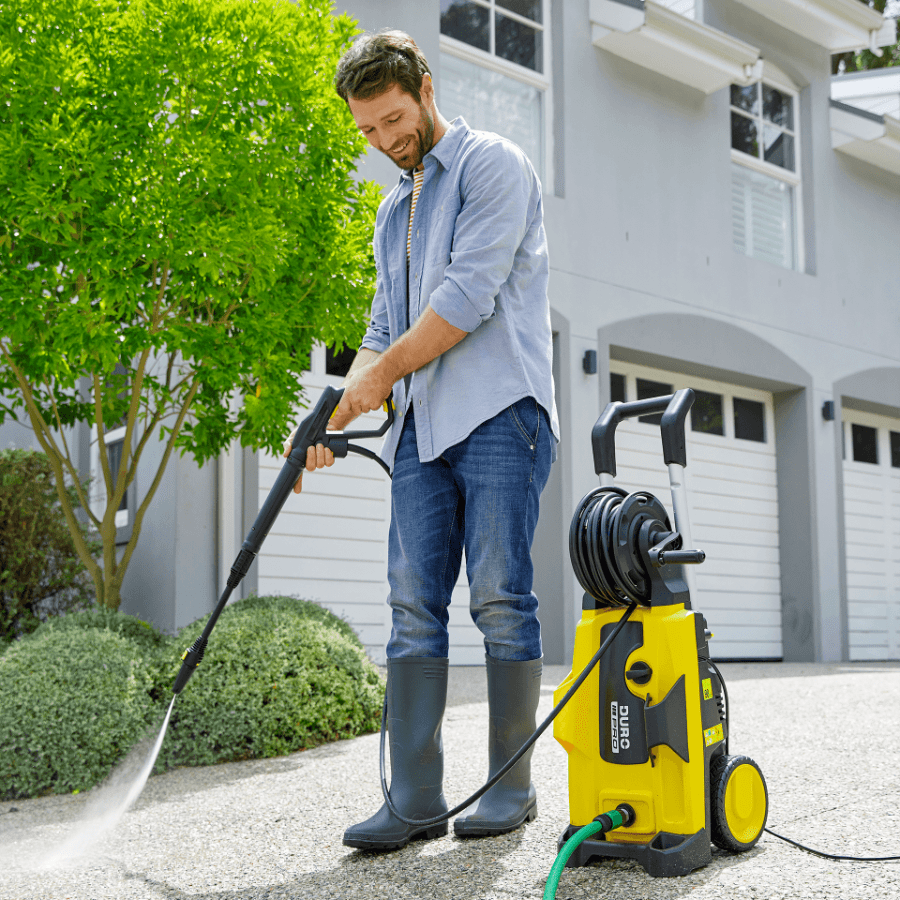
[731,163,795,269]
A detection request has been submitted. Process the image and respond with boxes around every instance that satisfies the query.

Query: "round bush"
[0,629,157,800]
[33,606,170,653]
[155,595,385,770]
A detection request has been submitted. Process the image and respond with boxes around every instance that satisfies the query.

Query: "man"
[285,29,558,851]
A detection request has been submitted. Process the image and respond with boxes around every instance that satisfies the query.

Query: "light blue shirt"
[361,117,559,469]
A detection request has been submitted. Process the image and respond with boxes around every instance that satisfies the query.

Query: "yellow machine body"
[553,595,730,876]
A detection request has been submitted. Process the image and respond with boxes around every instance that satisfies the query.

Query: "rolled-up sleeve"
[428,139,534,333]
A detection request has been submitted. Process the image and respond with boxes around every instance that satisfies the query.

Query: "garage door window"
[691,390,724,436]
[851,423,879,465]
[636,377,672,425]
[891,431,900,469]
[610,372,626,404]
[734,397,766,443]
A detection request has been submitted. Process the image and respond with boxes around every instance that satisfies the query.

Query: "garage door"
[609,363,783,660]
[842,409,900,661]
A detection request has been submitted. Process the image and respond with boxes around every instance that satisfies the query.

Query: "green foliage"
[0,595,384,799]
[34,605,170,653]
[156,595,384,768]
[0,0,380,609]
[833,3,900,73]
[0,0,378,457]
[0,448,98,641]
[0,628,157,799]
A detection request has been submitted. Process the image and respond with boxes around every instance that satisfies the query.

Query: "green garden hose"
[543,805,635,900]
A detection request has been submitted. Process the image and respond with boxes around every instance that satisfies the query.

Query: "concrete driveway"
[1,662,898,899]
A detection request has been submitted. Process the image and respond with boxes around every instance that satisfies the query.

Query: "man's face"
[347,82,435,171]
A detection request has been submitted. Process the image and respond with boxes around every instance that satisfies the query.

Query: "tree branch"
[0,344,103,592]
[117,376,202,577]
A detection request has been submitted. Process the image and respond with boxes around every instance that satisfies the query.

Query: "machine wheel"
[710,754,768,852]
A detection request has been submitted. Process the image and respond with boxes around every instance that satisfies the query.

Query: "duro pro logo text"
[610,700,630,753]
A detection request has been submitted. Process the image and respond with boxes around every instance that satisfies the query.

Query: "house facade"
[5,0,898,666]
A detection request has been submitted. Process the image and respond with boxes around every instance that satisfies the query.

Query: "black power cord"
[379,601,640,828]
[762,828,900,862]
[704,655,900,863]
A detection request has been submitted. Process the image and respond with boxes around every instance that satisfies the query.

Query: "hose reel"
[569,486,703,609]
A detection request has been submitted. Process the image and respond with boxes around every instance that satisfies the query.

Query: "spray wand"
[172,385,395,695]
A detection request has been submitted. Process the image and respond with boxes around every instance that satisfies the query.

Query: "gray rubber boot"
[454,655,542,837]
[343,657,449,851]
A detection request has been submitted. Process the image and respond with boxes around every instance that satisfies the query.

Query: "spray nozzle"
[172,635,208,695]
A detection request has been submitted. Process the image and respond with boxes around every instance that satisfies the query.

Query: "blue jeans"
[386,397,553,661]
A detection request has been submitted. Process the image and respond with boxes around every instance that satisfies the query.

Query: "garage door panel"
[699,555,780,578]
[846,569,890,589]
[704,635,780,658]
[691,457,776,479]
[692,495,779,521]
[693,525,781,550]
[848,644,892,661]
[699,576,783,597]
[843,410,900,661]
[695,509,779,533]
[848,600,889,619]
[703,605,781,628]
[611,365,783,660]
[698,542,780,564]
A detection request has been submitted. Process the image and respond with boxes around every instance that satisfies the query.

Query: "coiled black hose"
[569,486,676,609]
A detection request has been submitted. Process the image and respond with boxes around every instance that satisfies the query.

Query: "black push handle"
[592,388,695,477]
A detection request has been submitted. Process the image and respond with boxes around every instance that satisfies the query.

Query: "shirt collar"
[398,116,470,187]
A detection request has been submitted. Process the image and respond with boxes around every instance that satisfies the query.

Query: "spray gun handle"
[591,388,695,478]
[172,389,396,696]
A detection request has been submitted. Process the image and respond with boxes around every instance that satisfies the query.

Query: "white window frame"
[439,0,553,189]
[730,64,805,273]
[90,424,129,530]
[842,408,900,472]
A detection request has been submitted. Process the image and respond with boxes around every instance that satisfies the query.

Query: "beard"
[386,103,435,171]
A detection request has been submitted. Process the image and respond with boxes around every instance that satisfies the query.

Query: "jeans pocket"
[508,397,541,449]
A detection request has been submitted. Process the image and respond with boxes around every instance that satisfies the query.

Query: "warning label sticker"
[704,724,724,747]
[702,678,714,701]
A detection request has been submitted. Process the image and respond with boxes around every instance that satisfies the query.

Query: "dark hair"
[334,30,431,104]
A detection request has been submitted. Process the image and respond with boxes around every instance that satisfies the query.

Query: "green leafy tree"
[833,1,900,73]
[0,0,380,610]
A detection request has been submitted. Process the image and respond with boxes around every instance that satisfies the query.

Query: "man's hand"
[282,435,335,494]
[329,363,394,431]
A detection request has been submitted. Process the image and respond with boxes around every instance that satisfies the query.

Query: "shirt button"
[419,399,422,406]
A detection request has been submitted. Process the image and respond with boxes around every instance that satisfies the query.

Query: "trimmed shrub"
[0,595,384,799]
[0,448,98,641]
[0,629,157,800]
[33,606,170,653]
[237,593,362,647]
[155,595,384,770]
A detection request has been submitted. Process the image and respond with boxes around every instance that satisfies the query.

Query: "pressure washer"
[552,388,767,878]
[168,383,899,895]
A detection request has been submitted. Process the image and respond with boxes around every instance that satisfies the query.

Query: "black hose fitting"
[172,635,208,695]
[227,548,257,589]
[593,803,636,833]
